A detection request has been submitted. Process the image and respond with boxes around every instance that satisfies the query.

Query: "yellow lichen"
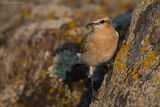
[55,29,60,35]
[15,20,21,25]
[55,42,60,46]
[152,79,156,84]
[119,62,126,71]
[62,99,69,105]
[133,73,138,80]
[11,33,15,38]
[149,29,153,33]
[140,65,143,71]
[144,59,150,71]
[131,67,137,76]
[126,80,128,85]
[49,88,54,94]
[47,13,54,20]
[119,92,123,96]
[74,13,83,18]
[141,47,146,54]
[16,47,20,52]
[37,74,43,79]
[115,40,132,68]
[42,67,47,72]
[48,59,52,64]
[112,83,114,87]
[150,51,156,61]
[58,88,63,93]
[23,12,30,18]
[66,21,75,28]
[75,36,83,44]
[116,83,119,87]
[144,36,149,46]
[34,13,39,18]
[64,29,71,36]
[74,98,80,103]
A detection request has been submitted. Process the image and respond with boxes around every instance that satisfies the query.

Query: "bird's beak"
[86,22,93,27]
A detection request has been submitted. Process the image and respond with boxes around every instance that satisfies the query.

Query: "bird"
[77,14,119,98]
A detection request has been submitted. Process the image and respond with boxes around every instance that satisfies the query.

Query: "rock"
[90,1,160,106]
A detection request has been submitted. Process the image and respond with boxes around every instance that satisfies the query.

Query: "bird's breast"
[81,34,118,66]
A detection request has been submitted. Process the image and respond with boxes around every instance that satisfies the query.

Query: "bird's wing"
[80,36,89,53]
[80,26,92,53]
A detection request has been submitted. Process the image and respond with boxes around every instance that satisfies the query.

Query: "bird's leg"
[89,66,96,100]
[89,66,94,78]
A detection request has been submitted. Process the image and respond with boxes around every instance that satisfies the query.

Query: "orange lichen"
[149,0,154,2]
[149,29,153,33]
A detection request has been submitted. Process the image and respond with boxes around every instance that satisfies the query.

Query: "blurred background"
[0,0,137,107]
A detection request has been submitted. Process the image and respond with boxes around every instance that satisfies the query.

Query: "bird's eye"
[100,20,105,24]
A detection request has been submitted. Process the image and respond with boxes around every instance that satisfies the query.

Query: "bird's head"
[86,14,112,32]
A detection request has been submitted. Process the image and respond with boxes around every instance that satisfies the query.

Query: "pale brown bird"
[77,14,119,77]
[77,14,119,97]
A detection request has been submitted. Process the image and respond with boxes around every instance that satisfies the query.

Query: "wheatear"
[77,14,119,76]
[77,14,119,96]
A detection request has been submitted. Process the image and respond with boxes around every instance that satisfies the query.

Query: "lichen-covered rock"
[0,0,137,106]
[90,0,160,107]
